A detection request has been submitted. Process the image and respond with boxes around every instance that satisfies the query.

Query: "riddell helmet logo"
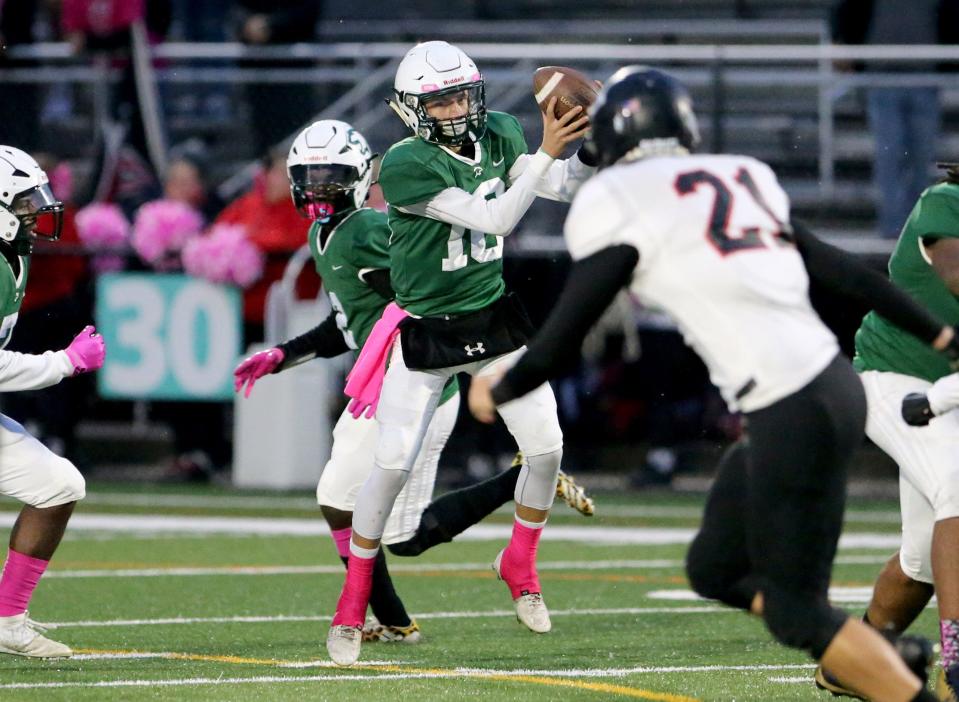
[443,76,465,86]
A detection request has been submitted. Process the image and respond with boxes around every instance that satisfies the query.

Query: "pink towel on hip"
[344,301,410,419]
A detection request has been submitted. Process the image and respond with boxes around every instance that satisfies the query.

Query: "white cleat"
[492,549,552,634]
[0,612,72,658]
[513,591,551,633]
[326,624,362,666]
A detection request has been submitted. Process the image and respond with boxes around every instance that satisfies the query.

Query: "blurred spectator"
[61,0,172,173]
[212,150,320,343]
[164,140,224,220]
[168,0,232,120]
[235,1,322,155]
[832,0,959,238]
[0,0,41,151]
[2,154,93,468]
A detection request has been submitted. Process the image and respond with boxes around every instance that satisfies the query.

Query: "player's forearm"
[517,150,596,203]
[275,311,350,370]
[492,244,639,404]
[793,220,945,345]
[0,349,74,391]
[404,151,554,236]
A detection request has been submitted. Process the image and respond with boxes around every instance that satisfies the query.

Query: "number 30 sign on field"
[95,273,242,401]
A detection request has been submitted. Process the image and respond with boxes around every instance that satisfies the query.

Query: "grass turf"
[0,487,930,701]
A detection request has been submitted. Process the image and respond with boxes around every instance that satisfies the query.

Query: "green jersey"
[379,111,529,317]
[308,208,391,350]
[0,249,30,349]
[308,207,459,403]
[854,182,959,382]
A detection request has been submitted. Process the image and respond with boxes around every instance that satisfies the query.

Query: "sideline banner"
[95,273,241,400]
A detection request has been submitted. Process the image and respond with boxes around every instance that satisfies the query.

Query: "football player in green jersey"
[814,164,959,700]
[233,121,594,649]
[0,146,105,658]
[325,40,596,666]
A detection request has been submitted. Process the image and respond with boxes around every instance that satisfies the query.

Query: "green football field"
[0,484,933,701]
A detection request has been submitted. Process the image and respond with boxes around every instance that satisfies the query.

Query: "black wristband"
[576,143,599,168]
[902,393,934,426]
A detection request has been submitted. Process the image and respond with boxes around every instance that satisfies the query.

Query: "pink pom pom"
[181,223,264,289]
[75,203,130,251]
[91,254,126,274]
[131,199,204,269]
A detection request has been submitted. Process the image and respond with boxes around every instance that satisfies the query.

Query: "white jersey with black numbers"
[564,153,839,412]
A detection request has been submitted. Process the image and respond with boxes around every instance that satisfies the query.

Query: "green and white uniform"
[381,112,593,316]
[0,246,85,509]
[355,109,593,534]
[308,208,458,544]
[854,181,959,583]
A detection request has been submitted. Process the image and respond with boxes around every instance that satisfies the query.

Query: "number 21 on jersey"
[442,178,506,271]
[674,167,789,256]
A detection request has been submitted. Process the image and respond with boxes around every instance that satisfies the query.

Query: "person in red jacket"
[213,151,320,342]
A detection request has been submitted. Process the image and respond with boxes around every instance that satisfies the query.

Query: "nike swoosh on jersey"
[492,157,504,167]
[331,265,344,270]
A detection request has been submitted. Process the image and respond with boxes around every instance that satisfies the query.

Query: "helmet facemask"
[401,82,487,146]
[289,163,362,224]
[1,183,63,253]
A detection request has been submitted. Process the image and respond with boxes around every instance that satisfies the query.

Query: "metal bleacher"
[5,5,959,248]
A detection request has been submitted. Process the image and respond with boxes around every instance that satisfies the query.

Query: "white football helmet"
[389,41,487,146]
[0,145,63,251]
[286,120,374,223]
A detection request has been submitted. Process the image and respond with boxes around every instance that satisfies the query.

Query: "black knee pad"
[685,540,727,601]
[762,588,846,658]
[685,535,755,611]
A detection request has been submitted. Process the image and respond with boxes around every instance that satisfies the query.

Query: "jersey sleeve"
[349,210,392,275]
[379,150,451,208]
[564,176,651,263]
[0,349,74,391]
[913,187,959,241]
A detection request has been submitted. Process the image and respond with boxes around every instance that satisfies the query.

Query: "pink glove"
[233,347,285,398]
[64,325,106,375]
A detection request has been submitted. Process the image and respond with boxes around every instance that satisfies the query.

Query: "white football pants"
[0,414,85,508]
[860,370,959,584]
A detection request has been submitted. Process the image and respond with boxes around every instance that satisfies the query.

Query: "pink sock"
[0,549,49,617]
[499,519,544,599]
[331,550,376,627]
[331,527,352,559]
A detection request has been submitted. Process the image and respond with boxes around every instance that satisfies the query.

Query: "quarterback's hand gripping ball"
[64,325,106,375]
[233,347,285,398]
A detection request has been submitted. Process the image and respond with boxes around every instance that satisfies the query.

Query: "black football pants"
[686,354,867,658]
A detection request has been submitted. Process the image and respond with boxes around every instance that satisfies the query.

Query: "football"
[532,65,600,119]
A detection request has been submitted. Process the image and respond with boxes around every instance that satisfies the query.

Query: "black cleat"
[814,665,865,699]
[814,632,932,698]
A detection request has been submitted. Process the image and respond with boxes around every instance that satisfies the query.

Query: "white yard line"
[47,492,904,523]
[44,558,685,579]
[49,606,730,629]
[0,662,819,691]
[44,554,889,580]
[0,512,905,548]
[49,554,892,580]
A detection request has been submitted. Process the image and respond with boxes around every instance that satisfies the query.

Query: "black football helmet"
[583,66,701,169]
